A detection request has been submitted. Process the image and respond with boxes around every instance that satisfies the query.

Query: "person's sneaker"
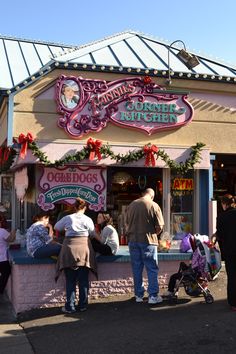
[79,307,87,312]
[148,295,163,304]
[163,290,174,297]
[62,306,76,314]
[135,296,144,303]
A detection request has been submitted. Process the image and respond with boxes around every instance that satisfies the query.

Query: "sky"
[1,0,236,67]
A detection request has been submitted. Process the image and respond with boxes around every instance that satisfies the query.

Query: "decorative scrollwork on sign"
[56,75,194,138]
[37,193,55,211]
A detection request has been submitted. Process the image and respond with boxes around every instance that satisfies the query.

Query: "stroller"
[167,234,221,304]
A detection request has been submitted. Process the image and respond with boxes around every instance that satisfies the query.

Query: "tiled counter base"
[6,247,191,313]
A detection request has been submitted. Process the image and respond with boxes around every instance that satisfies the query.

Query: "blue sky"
[1,0,236,66]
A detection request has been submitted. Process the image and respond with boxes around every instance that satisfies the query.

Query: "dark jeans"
[33,243,61,258]
[168,262,189,292]
[64,267,89,311]
[224,255,236,307]
[91,238,112,256]
[0,260,11,294]
[168,272,182,292]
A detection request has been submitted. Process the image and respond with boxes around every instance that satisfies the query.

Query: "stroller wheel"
[205,294,214,304]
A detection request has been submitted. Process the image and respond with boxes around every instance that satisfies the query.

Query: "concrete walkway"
[1,264,236,354]
[0,293,33,354]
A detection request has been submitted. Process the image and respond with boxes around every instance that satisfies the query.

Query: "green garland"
[26,140,206,175]
[0,148,17,172]
[28,141,52,165]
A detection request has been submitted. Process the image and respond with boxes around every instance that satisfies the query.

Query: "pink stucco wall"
[6,261,182,314]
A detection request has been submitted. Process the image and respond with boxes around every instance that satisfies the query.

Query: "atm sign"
[172,178,194,190]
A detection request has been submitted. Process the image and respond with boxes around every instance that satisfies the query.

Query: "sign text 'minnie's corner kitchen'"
[37,166,106,211]
[56,75,194,138]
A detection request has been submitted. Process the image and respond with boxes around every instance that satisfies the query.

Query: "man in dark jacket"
[216,194,236,311]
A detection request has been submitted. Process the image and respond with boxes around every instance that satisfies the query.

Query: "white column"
[208,200,217,235]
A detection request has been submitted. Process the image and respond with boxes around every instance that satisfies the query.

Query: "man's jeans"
[128,242,159,298]
[64,267,89,311]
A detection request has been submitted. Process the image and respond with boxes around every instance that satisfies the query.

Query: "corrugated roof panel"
[69,54,94,64]
[125,36,166,69]
[0,39,13,88]
[142,38,192,72]
[0,37,75,89]
[89,46,120,66]
[110,40,144,67]
[4,40,29,85]
[48,45,65,58]
[54,32,135,63]
[34,43,54,65]
[189,60,218,75]
[201,61,235,77]
[19,42,42,75]
[1,31,236,91]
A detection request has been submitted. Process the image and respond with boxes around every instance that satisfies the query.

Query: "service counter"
[6,247,191,314]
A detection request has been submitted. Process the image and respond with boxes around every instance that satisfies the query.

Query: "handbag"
[180,233,193,253]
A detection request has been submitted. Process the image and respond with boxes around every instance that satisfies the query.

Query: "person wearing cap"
[0,210,15,294]
[216,194,236,312]
[61,80,80,109]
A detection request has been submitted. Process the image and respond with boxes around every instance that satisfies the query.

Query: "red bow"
[143,144,158,167]
[86,138,102,161]
[18,133,34,159]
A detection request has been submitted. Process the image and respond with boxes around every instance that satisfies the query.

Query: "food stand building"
[1,31,236,239]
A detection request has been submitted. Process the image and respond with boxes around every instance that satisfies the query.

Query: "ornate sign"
[56,75,193,138]
[37,166,106,211]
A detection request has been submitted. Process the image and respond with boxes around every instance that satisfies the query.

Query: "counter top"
[9,247,192,265]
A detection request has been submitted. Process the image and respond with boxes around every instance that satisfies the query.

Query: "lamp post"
[167,39,200,85]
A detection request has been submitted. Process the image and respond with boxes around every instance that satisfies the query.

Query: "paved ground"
[0,293,33,354]
[1,265,236,354]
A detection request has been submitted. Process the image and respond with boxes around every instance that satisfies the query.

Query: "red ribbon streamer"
[0,147,3,164]
[143,145,158,167]
[87,138,102,161]
[18,133,34,159]
[3,147,10,162]
[0,147,11,164]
